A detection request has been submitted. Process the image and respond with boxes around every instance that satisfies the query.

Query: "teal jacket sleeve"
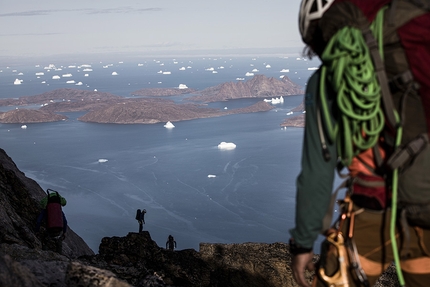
[289,70,338,249]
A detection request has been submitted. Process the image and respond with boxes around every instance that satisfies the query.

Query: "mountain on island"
[0,75,303,124]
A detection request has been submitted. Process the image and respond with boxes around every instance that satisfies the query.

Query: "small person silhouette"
[166,235,177,251]
[135,209,146,233]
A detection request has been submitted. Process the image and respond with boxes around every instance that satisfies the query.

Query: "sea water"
[0,56,332,252]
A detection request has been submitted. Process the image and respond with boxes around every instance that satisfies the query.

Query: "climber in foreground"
[35,189,68,254]
[289,0,430,286]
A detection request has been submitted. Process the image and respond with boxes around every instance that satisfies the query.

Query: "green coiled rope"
[318,6,405,286]
[319,24,385,166]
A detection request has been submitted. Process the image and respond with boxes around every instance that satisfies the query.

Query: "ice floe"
[218,142,236,150]
[98,159,108,163]
[280,69,290,72]
[62,73,72,77]
[264,96,284,104]
[207,175,216,178]
[52,75,60,80]
[308,67,319,70]
[14,79,23,85]
[112,72,118,76]
[164,121,175,128]
[162,71,171,75]
[178,84,188,89]
[21,125,27,129]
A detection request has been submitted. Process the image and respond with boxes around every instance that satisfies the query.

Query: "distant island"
[281,101,305,128]
[0,75,305,125]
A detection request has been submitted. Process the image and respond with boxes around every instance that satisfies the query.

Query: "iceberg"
[162,71,171,75]
[52,75,60,79]
[62,73,72,77]
[266,64,271,68]
[245,72,254,77]
[98,159,108,163]
[179,67,186,71]
[75,82,83,86]
[164,121,175,128]
[21,125,27,129]
[280,69,290,72]
[205,67,215,71]
[212,71,218,74]
[236,78,245,81]
[218,142,236,150]
[178,84,188,89]
[252,68,259,72]
[112,72,118,76]
[35,72,44,76]
[264,96,284,104]
[84,74,89,77]
[207,175,217,178]
[138,63,144,66]
[13,79,23,85]
[66,80,75,84]
[18,72,24,75]
[308,67,319,71]
[286,111,293,115]
[44,64,56,70]
[83,68,93,72]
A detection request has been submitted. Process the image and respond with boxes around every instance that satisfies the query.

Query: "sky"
[0,0,305,60]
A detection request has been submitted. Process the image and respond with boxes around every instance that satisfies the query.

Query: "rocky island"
[0,75,304,125]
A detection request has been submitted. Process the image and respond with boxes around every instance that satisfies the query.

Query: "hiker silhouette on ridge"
[136,208,146,233]
[166,235,176,251]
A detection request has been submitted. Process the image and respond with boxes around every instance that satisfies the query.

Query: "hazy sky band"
[0,0,303,58]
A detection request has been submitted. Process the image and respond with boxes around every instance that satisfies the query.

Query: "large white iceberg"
[112,72,118,76]
[98,159,108,163]
[162,71,171,75]
[52,75,60,79]
[280,69,290,72]
[66,80,75,84]
[178,84,188,89]
[164,121,175,128]
[245,72,254,77]
[218,142,236,150]
[264,96,284,104]
[14,79,23,85]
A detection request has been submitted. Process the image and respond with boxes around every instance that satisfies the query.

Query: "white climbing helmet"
[299,0,335,40]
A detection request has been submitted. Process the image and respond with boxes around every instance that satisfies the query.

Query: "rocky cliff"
[0,148,400,287]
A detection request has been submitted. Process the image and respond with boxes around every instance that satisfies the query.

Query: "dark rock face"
[0,147,401,287]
